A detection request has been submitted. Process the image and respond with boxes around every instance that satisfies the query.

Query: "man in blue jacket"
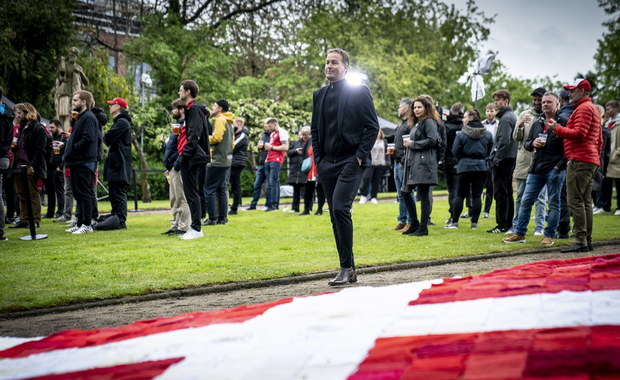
[63,90,100,234]
[311,48,379,286]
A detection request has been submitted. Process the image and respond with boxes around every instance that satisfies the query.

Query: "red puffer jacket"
[554,97,602,166]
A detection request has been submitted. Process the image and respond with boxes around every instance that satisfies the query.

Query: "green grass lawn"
[2,194,619,311]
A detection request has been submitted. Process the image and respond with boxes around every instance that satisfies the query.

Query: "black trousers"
[445,169,458,216]
[205,166,229,222]
[359,165,387,198]
[558,178,571,236]
[483,167,493,213]
[303,181,325,212]
[197,165,208,219]
[402,184,431,231]
[452,171,487,223]
[600,177,620,211]
[108,181,128,223]
[290,183,304,212]
[318,157,364,269]
[3,173,19,219]
[70,165,95,226]
[229,166,243,212]
[492,158,516,230]
[45,166,64,217]
[181,161,204,232]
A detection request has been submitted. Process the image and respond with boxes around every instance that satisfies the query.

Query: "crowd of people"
[1,60,619,265]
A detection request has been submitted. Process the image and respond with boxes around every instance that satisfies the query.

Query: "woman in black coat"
[446,110,493,229]
[401,96,441,236]
[287,127,310,213]
[10,103,48,228]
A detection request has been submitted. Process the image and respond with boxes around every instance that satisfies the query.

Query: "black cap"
[559,90,570,101]
[215,99,229,112]
[531,87,546,97]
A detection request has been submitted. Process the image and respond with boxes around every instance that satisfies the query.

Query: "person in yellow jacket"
[203,99,234,226]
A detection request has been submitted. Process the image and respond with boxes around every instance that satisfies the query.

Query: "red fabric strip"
[410,254,620,306]
[0,298,292,359]
[21,357,184,380]
[348,325,620,380]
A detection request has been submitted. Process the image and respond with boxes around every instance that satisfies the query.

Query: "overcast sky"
[447,0,608,84]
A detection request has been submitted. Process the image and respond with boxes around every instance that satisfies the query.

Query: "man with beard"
[510,87,547,236]
[177,80,210,240]
[103,97,132,229]
[44,120,65,219]
[63,90,100,234]
[392,98,412,231]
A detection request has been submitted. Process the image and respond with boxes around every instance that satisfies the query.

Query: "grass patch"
[1,194,619,311]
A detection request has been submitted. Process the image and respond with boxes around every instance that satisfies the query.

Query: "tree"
[595,0,620,103]
[0,0,76,116]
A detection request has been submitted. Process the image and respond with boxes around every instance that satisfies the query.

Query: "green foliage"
[80,47,136,109]
[595,0,620,103]
[0,0,75,116]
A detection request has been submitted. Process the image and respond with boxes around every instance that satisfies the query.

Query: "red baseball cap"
[106,97,128,109]
[563,79,591,92]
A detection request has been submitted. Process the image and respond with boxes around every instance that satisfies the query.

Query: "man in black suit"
[311,48,379,286]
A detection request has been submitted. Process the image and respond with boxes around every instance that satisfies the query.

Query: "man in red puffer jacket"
[548,79,602,253]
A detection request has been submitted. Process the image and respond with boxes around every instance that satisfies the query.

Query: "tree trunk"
[131,133,152,203]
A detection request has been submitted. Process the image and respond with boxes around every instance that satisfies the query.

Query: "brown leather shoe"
[394,222,406,231]
[328,268,357,286]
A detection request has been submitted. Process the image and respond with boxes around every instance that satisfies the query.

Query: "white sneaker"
[180,229,203,240]
[593,208,609,215]
[65,225,81,233]
[533,230,544,236]
[359,196,368,204]
[483,212,489,219]
[72,225,93,234]
[615,209,620,216]
[444,222,458,229]
[505,228,514,235]
[370,198,378,204]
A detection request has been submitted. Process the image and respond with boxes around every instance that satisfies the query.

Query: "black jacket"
[443,113,463,173]
[257,131,271,165]
[403,118,440,187]
[525,113,567,174]
[103,111,133,184]
[232,127,249,168]
[393,120,410,164]
[164,132,180,171]
[182,101,210,167]
[287,138,310,185]
[452,120,493,173]
[13,121,48,179]
[0,104,14,159]
[492,106,518,164]
[49,133,64,167]
[311,81,379,166]
[63,109,100,166]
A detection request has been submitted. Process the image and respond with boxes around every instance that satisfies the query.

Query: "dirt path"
[2,240,619,338]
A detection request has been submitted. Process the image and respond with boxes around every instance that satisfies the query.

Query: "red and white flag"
[1,254,619,379]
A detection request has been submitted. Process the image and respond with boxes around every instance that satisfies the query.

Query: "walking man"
[311,48,379,286]
[548,79,602,252]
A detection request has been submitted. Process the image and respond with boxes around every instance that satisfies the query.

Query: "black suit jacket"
[311,82,379,166]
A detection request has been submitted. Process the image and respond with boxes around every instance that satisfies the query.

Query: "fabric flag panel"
[1,254,619,379]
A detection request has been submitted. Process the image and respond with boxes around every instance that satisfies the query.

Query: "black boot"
[402,222,419,235]
[412,224,428,236]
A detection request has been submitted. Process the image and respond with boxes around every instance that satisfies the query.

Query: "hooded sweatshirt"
[452,120,494,173]
[209,111,234,167]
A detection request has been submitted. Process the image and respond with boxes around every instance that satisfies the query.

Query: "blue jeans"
[513,178,546,232]
[514,169,565,238]
[393,162,409,223]
[265,161,282,209]
[250,165,269,207]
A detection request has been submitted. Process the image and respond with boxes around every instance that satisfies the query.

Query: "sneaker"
[540,237,554,246]
[0,231,7,241]
[202,219,217,226]
[54,215,69,223]
[65,225,81,233]
[180,229,203,240]
[593,208,610,215]
[487,226,506,233]
[244,206,256,211]
[505,228,514,235]
[502,234,526,243]
[471,222,478,229]
[460,212,470,219]
[445,217,453,224]
[228,210,238,215]
[370,198,378,204]
[483,212,489,219]
[314,210,323,216]
[592,206,601,213]
[444,222,458,229]
[615,209,620,216]
[533,230,544,236]
[72,225,93,234]
[359,195,368,204]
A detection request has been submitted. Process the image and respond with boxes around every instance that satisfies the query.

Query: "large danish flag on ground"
[1,253,619,379]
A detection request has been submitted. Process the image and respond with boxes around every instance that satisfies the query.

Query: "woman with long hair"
[10,103,48,229]
[359,129,390,204]
[401,96,441,236]
[445,109,493,229]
